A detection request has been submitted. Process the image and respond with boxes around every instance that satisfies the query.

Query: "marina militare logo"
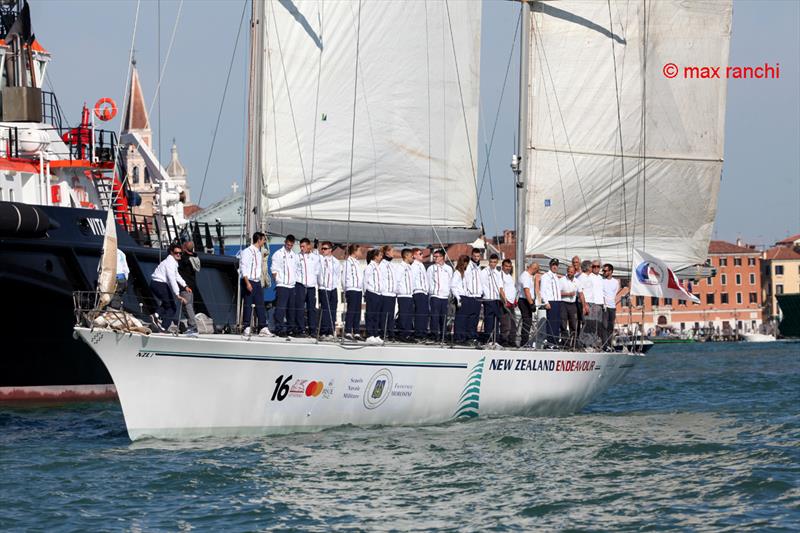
[635,261,664,286]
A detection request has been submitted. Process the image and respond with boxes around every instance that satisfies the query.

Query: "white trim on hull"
[75,328,641,441]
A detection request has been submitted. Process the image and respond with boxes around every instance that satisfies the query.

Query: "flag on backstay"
[631,249,700,304]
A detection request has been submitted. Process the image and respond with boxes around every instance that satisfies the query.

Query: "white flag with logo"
[631,249,700,303]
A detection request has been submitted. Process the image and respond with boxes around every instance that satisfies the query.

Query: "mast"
[513,0,530,276]
[244,0,265,238]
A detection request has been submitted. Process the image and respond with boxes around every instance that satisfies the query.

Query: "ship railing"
[0,124,117,164]
[72,291,138,333]
[120,212,182,249]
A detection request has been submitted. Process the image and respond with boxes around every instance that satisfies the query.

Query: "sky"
[36,0,799,247]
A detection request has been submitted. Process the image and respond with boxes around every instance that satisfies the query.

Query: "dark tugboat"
[0,1,238,400]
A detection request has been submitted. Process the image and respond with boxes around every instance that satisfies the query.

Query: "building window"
[636,296,644,307]
[734,257,742,266]
[720,293,729,304]
[706,277,712,285]
[775,265,784,275]
[132,166,139,184]
[719,258,728,266]
[737,320,743,330]
[721,274,727,285]
[777,284,784,295]
[694,322,700,330]
[664,298,673,306]
[736,293,742,304]
[680,322,685,330]
[749,273,756,284]
[678,299,686,305]
[749,292,757,303]
[651,297,660,306]
[748,257,756,266]
[735,273,741,285]
[706,293,715,305]
[144,168,151,183]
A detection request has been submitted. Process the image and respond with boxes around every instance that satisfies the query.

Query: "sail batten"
[524,0,732,270]
[254,0,482,242]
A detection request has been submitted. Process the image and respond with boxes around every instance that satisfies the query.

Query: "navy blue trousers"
[396,297,413,337]
[344,290,362,335]
[294,283,317,334]
[150,280,177,327]
[413,293,429,338]
[319,289,338,336]
[242,280,266,329]
[429,296,448,340]
[380,295,396,339]
[546,301,562,344]
[365,291,382,338]
[482,300,502,342]
[274,286,296,334]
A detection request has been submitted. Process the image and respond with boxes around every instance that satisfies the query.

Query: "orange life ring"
[93,98,118,121]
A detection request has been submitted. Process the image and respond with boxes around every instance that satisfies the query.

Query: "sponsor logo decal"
[363,368,393,410]
[270,375,333,402]
[391,383,413,398]
[344,377,363,400]
[488,358,596,372]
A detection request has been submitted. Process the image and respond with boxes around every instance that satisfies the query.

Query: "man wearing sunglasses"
[150,243,191,333]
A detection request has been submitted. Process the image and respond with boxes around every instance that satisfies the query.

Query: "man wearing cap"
[539,258,562,345]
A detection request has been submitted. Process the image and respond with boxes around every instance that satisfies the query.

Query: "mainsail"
[524,0,732,270]
[247,0,482,244]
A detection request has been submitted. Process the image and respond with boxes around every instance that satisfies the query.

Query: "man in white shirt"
[343,244,364,340]
[559,265,579,346]
[295,237,321,336]
[239,232,270,336]
[539,258,562,345]
[363,248,384,343]
[480,254,505,344]
[460,250,483,342]
[270,234,299,336]
[572,255,583,335]
[317,241,341,339]
[427,249,452,341]
[601,263,628,348]
[378,245,398,340]
[150,243,190,332]
[517,261,538,347]
[395,249,415,341]
[500,259,518,346]
[410,248,429,340]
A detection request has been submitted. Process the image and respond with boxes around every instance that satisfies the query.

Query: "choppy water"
[1,342,798,531]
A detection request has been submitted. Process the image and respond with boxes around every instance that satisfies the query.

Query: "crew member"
[463,248,483,340]
[317,241,341,339]
[427,249,452,341]
[395,249,415,342]
[517,261,538,347]
[601,263,627,348]
[378,245,397,341]
[177,240,200,335]
[295,237,320,336]
[410,248,429,340]
[480,254,504,344]
[343,244,364,340]
[540,258,562,345]
[150,243,190,332]
[239,232,271,336]
[450,255,471,344]
[363,248,384,344]
[559,265,579,347]
[271,234,298,336]
[111,248,130,310]
[500,259,517,347]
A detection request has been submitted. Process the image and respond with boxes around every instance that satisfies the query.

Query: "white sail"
[97,209,118,308]
[524,0,732,270]
[252,0,482,243]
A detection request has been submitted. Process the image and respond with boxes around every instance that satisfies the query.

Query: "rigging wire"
[113,0,141,197]
[344,0,364,247]
[147,0,184,121]
[196,0,248,207]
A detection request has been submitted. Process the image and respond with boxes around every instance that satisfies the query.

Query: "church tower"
[166,139,192,206]
[121,60,156,217]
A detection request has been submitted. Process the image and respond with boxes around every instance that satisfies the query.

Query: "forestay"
[255,0,482,244]
[524,0,732,270]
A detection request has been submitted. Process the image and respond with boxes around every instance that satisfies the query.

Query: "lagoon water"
[1,342,798,531]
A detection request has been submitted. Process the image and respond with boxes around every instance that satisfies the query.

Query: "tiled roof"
[777,233,800,245]
[708,240,758,254]
[764,246,800,261]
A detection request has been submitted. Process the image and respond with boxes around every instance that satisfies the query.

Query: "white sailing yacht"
[74,0,732,441]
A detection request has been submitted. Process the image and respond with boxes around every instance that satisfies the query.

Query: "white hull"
[75,328,641,441]
[742,333,776,343]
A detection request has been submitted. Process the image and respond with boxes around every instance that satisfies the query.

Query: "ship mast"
[244,0,265,238]
[513,0,531,276]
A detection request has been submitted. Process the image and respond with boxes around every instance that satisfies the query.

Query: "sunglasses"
[172,251,182,256]
[592,265,600,268]
[321,247,331,251]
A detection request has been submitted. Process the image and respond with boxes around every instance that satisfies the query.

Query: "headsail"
[97,209,118,308]
[524,0,732,270]
[248,0,482,244]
